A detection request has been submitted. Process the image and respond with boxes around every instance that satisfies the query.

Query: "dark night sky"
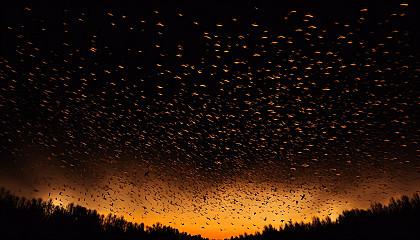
[0,1,419,239]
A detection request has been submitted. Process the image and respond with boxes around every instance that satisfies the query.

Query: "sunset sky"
[0,1,418,239]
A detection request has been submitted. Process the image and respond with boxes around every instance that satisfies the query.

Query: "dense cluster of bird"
[0,2,418,238]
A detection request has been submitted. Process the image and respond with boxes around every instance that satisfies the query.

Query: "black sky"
[0,1,419,238]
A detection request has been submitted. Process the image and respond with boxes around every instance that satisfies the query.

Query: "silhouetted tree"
[228,193,420,240]
[0,187,208,240]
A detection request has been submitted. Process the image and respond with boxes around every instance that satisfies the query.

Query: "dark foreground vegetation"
[0,188,206,240]
[1,188,419,240]
[230,193,420,240]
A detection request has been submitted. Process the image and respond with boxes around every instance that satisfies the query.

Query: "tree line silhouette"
[1,187,419,239]
[229,193,420,240]
[0,187,207,239]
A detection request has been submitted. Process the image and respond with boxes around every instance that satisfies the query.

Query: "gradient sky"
[0,1,419,239]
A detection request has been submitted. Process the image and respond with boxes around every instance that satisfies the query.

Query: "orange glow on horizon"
[2,162,419,239]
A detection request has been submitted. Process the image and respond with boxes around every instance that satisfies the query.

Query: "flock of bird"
[0,2,418,239]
